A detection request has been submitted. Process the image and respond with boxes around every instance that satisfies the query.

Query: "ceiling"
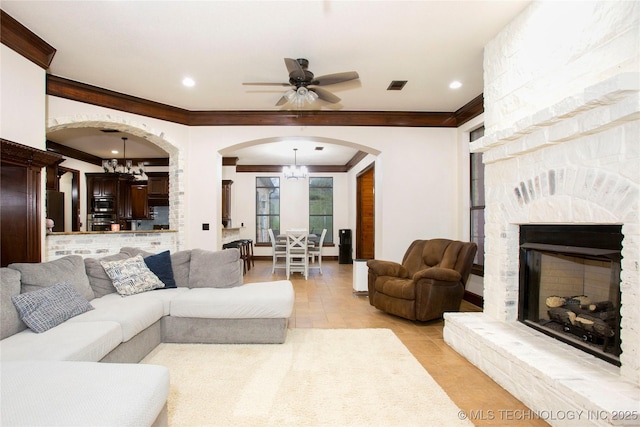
[3,0,531,165]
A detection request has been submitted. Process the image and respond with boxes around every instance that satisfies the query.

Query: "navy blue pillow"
[144,251,177,289]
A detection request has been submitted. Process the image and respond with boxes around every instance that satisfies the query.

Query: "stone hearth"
[443,2,639,426]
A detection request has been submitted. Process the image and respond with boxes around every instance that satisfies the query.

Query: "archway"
[46,115,185,249]
[219,135,380,257]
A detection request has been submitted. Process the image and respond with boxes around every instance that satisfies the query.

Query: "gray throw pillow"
[189,248,242,288]
[170,250,191,288]
[100,255,165,296]
[84,252,131,298]
[11,281,94,333]
[120,247,154,258]
[9,255,95,301]
[1,268,27,339]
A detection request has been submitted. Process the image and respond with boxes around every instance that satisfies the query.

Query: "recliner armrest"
[366,260,409,278]
[412,267,461,283]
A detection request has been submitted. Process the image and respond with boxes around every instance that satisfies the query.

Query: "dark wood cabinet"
[86,173,134,228]
[147,172,169,206]
[88,175,117,197]
[222,179,233,227]
[130,183,149,219]
[117,177,132,222]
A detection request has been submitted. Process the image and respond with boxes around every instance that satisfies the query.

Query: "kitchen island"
[45,229,178,262]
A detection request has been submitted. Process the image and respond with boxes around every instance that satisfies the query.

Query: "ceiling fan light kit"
[244,58,359,108]
[283,148,308,180]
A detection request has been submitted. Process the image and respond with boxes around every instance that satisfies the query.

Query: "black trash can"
[338,229,353,264]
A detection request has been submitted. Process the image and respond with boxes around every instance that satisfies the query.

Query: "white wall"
[189,125,462,263]
[1,45,46,148]
[44,90,466,263]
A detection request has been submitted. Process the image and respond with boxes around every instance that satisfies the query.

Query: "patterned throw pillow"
[100,255,165,296]
[11,281,94,333]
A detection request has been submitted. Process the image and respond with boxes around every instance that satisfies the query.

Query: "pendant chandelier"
[283,148,308,180]
[102,137,146,177]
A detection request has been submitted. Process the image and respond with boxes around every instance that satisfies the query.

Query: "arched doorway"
[46,115,185,249]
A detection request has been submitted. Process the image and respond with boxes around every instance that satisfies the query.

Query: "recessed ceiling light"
[449,80,462,89]
[111,150,119,154]
[182,77,195,87]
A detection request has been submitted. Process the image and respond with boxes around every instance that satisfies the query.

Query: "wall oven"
[91,197,115,213]
[87,213,115,231]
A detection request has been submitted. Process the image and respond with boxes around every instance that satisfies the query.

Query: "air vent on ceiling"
[387,80,407,91]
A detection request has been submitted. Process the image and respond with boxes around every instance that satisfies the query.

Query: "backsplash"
[134,206,170,230]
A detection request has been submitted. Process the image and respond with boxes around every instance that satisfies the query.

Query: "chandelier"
[283,148,308,180]
[102,137,146,177]
[283,87,319,109]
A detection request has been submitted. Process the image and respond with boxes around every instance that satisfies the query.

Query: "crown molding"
[1,10,56,69]
[2,139,63,168]
[47,75,482,127]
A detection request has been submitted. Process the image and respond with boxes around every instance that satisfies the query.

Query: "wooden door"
[1,139,62,266]
[130,184,149,219]
[356,164,375,259]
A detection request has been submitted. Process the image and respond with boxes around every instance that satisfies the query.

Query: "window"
[309,177,333,244]
[256,177,280,244]
[470,126,485,275]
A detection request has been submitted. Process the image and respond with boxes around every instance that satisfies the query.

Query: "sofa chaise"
[0,247,294,426]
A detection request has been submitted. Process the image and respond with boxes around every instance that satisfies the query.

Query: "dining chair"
[268,228,287,274]
[286,229,308,279]
[308,228,327,275]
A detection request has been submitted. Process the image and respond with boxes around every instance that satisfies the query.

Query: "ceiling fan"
[243,58,359,106]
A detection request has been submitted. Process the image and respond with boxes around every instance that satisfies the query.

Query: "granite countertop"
[47,229,177,236]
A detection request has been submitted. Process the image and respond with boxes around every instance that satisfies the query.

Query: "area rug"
[141,328,472,426]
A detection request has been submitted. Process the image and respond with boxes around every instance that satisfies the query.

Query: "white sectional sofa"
[0,247,294,426]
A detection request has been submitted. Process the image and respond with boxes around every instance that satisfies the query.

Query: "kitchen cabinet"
[86,173,133,229]
[130,183,149,219]
[147,172,169,206]
[87,174,118,197]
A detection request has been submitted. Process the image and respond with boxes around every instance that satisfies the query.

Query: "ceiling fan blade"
[284,58,305,80]
[275,96,288,106]
[243,82,292,86]
[310,87,341,104]
[313,71,359,86]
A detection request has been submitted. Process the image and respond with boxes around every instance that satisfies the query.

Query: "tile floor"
[244,259,550,427]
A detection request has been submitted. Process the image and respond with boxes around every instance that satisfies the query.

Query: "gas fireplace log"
[569,304,617,322]
[585,301,614,313]
[575,314,615,337]
[548,307,576,325]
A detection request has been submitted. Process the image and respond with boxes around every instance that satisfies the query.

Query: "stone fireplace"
[443,2,639,426]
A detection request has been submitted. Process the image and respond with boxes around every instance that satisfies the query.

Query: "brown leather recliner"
[366,239,477,321]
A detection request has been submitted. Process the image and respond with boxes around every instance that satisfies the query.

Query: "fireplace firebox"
[519,225,623,365]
